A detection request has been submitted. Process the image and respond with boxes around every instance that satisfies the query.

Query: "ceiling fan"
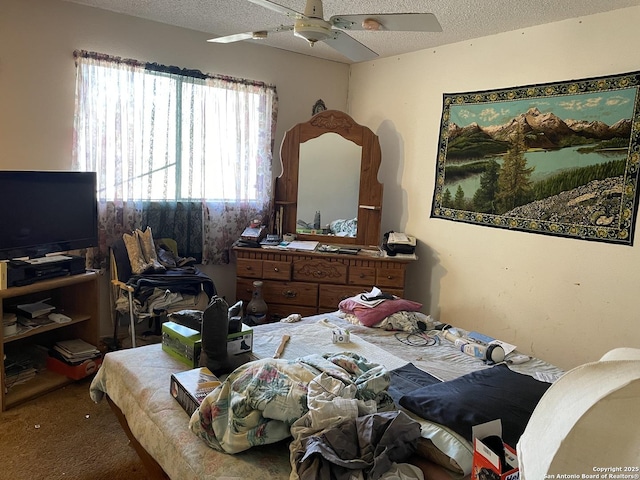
[207,0,442,62]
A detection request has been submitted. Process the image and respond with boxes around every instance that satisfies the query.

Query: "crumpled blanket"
[189,352,395,454]
[288,364,422,480]
[295,411,422,480]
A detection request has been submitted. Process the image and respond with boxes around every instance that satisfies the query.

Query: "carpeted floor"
[0,372,148,480]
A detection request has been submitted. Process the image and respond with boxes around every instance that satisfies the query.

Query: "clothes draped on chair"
[110,227,216,347]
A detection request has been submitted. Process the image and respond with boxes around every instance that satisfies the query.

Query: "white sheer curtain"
[72,50,277,265]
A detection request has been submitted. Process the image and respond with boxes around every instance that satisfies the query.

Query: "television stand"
[0,272,100,411]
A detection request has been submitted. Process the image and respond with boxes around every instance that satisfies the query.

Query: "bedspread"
[89,311,564,480]
[190,353,394,454]
[89,344,292,480]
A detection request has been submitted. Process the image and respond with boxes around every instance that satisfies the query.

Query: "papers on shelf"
[8,315,55,337]
[285,241,319,251]
[4,352,38,389]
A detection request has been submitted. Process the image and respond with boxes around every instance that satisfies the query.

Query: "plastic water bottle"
[442,329,505,364]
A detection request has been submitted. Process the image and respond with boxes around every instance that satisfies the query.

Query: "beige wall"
[0,0,350,336]
[348,7,640,370]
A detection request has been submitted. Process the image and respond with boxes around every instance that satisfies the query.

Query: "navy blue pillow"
[398,364,550,446]
[388,363,441,406]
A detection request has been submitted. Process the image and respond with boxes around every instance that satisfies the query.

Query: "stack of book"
[51,338,101,365]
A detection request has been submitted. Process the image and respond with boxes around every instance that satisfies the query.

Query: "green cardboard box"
[162,321,202,367]
[162,321,254,367]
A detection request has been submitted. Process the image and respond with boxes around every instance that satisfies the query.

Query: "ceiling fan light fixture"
[361,18,381,31]
[252,31,269,40]
[294,19,331,44]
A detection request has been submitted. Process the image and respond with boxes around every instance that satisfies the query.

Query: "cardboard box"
[227,323,253,356]
[472,420,519,480]
[170,367,221,416]
[162,321,202,367]
[162,321,254,367]
[46,355,103,380]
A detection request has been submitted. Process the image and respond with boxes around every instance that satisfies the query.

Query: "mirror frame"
[275,110,383,246]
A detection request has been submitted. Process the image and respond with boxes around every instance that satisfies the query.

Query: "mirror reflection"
[297,133,361,237]
[296,133,362,237]
[276,109,383,246]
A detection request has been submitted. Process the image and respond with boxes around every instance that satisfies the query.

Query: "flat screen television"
[0,171,98,261]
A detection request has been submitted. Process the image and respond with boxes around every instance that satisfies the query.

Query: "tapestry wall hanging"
[431,71,640,245]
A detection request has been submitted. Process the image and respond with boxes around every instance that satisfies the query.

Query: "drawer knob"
[387,275,393,280]
[245,266,253,271]
[274,267,279,272]
[359,273,365,278]
[283,290,297,298]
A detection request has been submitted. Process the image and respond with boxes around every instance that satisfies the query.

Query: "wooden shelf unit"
[1,272,99,411]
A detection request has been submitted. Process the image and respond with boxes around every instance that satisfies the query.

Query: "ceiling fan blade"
[330,13,442,32]
[322,30,378,62]
[208,32,255,43]
[208,25,294,43]
[248,0,306,20]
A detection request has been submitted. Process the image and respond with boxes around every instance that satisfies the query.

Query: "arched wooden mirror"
[275,110,383,246]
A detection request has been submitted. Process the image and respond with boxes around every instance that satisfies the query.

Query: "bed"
[89,311,563,480]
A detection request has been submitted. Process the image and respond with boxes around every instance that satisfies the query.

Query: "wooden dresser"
[234,246,413,320]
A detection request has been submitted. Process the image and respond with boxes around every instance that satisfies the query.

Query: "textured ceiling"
[62,0,638,63]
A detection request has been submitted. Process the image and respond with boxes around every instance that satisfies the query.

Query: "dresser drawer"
[319,284,368,310]
[269,303,318,319]
[292,259,347,284]
[236,277,258,304]
[263,281,318,307]
[376,267,406,288]
[236,258,262,278]
[348,266,376,286]
[262,260,291,281]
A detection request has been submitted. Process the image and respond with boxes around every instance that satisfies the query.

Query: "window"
[73,51,278,264]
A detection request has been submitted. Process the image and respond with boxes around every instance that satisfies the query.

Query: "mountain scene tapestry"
[431,71,640,245]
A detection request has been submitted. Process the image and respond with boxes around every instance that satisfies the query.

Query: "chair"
[109,234,216,348]
[517,348,640,477]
